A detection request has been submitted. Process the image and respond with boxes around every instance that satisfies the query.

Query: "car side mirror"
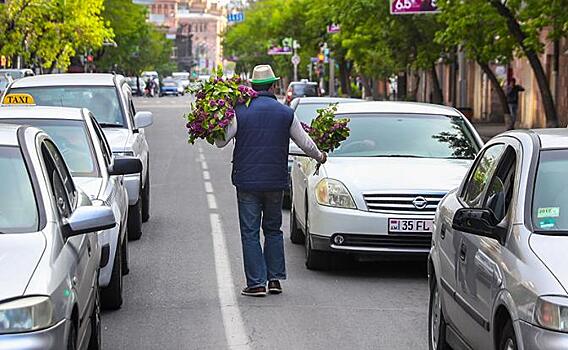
[134,111,153,129]
[109,156,142,176]
[289,143,307,157]
[452,208,506,243]
[64,206,116,238]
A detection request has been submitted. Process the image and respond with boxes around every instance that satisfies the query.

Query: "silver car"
[0,123,115,350]
[4,73,153,240]
[0,105,141,310]
[429,129,568,350]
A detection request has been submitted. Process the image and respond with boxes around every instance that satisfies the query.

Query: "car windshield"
[532,149,568,232]
[5,119,99,177]
[0,146,39,233]
[10,86,125,127]
[330,113,479,159]
[295,102,356,124]
[0,78,9,90]
[292,84,318,97]
[0,70,23,79]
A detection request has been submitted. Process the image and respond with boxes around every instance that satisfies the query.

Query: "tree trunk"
[397,72,407,101]
[478,60,510,126]
[338,58,351,97]
[430,65,443,104]
[360,75,373,100]
[411,72,420,101]
[490,0,558,127]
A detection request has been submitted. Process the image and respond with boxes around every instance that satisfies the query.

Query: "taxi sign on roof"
[3,93,35,105]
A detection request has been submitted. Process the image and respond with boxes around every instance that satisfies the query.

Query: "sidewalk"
[471,122,508,142]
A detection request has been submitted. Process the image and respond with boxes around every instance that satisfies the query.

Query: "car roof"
[531,129,568,150]
[0,106,86,121]
[295,97,363,105]
[10,73,119,88]
[0,123,22,146]
[289,81,317,86]
[334,101,462,117]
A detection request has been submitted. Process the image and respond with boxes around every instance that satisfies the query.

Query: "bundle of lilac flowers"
[186,67,257,144]
[301,104,350,153]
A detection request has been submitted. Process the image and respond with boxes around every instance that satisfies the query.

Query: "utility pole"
[329,58,335,97]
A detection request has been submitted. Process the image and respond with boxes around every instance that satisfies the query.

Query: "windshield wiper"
[98,122,124,128]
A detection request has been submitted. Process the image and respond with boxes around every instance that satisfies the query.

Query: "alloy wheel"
[430,284,441,349]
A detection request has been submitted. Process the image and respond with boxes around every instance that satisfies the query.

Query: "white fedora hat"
[250,64,280,84]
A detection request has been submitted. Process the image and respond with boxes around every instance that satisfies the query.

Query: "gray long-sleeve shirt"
[215,115,325,162]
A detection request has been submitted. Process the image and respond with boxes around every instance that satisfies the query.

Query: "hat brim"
[250,77,280,84]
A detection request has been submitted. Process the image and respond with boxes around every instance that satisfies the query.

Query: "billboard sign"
[327,24,340,34]
[390,0,439,14]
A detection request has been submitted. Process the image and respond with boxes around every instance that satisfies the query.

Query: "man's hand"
[319,152,327,164]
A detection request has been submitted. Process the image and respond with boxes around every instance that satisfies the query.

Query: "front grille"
[363,192,446,215]
[333,233,432,250]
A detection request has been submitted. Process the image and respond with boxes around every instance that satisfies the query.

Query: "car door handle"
[440,224,446,239]
[460,244,467,261]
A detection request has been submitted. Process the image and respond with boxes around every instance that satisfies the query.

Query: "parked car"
[429,128,568,350]
[0,68,34,80]
[0,123,115,350]
[289,102,483,270]
[0,74,12,95]
[160,76,185,96]
[126,76,146,97]
[3,73,153,240]
[285,80,320,105]
[0,103,141,309]
[172,71,190,90]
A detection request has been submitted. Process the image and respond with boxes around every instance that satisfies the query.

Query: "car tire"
[121,235,129,275]
[142,169,150,223]
[101,246,123,310]
[304,204,330,270]
[290,206,304,244]
[67,321,77,350]
[87,286,102,350]
[127,199,143,240]
[428,277,449,350]
[499,319,517,350]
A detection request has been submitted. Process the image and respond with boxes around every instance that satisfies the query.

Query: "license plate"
[388,219,433,233]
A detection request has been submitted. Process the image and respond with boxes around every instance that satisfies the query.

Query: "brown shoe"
[268,280,282,294]
[241,286,267,297]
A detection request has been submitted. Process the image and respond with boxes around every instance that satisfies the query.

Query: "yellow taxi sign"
[3,93,36,105]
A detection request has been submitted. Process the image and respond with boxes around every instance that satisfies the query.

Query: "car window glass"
[483,147,516,222]
[45,141,76,209]
[462,144,505,208]
[121,83,136,126]
[292,84,318,97]
[90,115,112,166]
[42,143,72,217]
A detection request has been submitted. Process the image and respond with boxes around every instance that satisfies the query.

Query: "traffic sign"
[227,12,244,23]
[291,54,301,65]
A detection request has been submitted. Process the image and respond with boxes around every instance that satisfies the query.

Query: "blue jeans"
[237,191,286,288]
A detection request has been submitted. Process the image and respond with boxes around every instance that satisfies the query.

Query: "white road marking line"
[203,171,211,180]
[201,161,208,170]
[207,194,218,209]
[209,213,251,350]
[199,154,205,161]
[204,181,214,193]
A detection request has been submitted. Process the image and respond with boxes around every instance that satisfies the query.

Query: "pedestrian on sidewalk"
[506,78,525,130]
[216,65,326,297]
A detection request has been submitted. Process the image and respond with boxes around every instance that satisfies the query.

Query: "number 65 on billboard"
[390,0,439,14]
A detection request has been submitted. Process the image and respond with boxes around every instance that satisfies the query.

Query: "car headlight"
[0,296,54,334]
[113,151,134,157]
[315,178,356,209]
[535,296,568,332]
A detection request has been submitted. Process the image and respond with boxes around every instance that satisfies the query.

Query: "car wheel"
[87,286,102,350]
[101,246,123,310]
[289,205,304,244]
[127,199,143,240]
[428,277,449,350]
[142,169,150,223]
[67,321,77,350]
[499,319,517,350]
[304,203,330,270]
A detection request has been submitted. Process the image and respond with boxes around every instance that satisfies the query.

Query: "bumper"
[517,320,568,350]
[309,204,432,255]
[0,319,68,350]
[161,88,178,95]
[124,173,141,205]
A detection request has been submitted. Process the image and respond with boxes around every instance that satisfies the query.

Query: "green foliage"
[0,0,113,70]
[97,0,173,75]
[302,104,350,153]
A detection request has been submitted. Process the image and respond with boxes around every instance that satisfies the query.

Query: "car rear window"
[532,149,568,232]
[10,86,125,127]
[330,113,480,159]
[292,84,318,97]
[0,146,39,233]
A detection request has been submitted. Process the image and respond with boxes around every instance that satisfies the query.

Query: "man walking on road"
[216,65,326,297]
[506,78,525,130]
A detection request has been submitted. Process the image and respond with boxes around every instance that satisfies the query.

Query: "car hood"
[322,157,473,192]
[0,233,46,300]
[530,234,568,293]
[102,127,130,152]
[74,177,103,200]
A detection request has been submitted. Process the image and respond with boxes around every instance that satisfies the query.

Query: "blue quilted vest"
[232,92,294,192]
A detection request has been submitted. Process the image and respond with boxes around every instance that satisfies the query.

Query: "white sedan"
[290,102,484,270]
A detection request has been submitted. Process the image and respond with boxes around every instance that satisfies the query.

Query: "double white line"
[198,146,250,350]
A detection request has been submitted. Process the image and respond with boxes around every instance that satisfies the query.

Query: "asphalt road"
[102,95,429,350]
